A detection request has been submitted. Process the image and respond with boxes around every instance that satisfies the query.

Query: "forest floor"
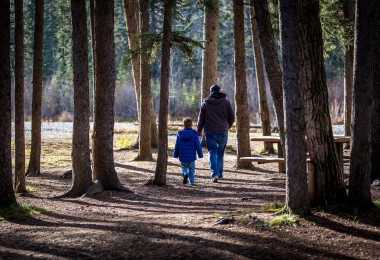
[1,127,380,259]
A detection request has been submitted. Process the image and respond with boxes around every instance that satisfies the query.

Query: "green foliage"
[264,201,284,213]
[114,135,137,150]
[320,0,354,52]
[16,0,349,119]
[171,31,203,61]
[374,200,380,208]
[0,203,47,221]
[196,0,217,10]
[267,213,300,227]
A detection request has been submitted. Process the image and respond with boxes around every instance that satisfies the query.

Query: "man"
[197,84,235,182]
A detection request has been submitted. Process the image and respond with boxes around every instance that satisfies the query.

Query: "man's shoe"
[183,174,189,184]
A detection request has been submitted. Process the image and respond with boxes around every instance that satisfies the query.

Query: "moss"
[0,203,47,221]
[264,201,284,213]
[267,213,300,227]
[373,200,380,208]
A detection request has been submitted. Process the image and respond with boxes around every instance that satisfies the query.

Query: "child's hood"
[177,128,196,141]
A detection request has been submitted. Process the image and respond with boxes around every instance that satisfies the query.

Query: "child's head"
[183,117,192,128]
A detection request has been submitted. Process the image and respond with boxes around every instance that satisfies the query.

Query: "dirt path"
[1,139,380,259]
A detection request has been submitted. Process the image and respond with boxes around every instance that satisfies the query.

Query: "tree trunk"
[14,0,27,193]
[90,0,95,94]
[92,0,128,192]
[26,0,44,177]
[371,0,380,183]
[201,0,218,101]
[0,0,17,206]
[349,0,375,208]
[249,2,274,153]
[153,0,175,185]
[125,0,157,150]
[343,0,355,138]
[233,0,252,169]
[299,0,347,206]
[279,0,310,216]
[344,45,354,137]
[123,0,140,122]
[61,0,92,197]
[150,103,158,148]
[252,0,285,157]
[135,0,153,161]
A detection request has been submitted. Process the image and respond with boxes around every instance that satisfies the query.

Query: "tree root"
[133,155,154,162]
[58,170,73,179]
[144,178,154,185]
[275,206,312,217]
[26,169,41,177]
[144,178,167,186]
[52,179,133,199]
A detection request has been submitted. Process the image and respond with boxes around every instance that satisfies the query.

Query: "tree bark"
[26,0,44,177]
[92,0,129,191]
[201,0,219,101]
[279,0,310,216]
[253,0,285,157]
[343,0,355,138]
[90,0,95,94]
[233,0,252,169]
[0,0,17,206]
[62,0,92,197]
[249,2,274,153]
[349,0,375,208]
[153,0,175,185]
[299,0,346,206]
[371,0,380,183]
[14,0,27,193]
[123,0,141,122]
[125,0,157,150]
[135,0,153,161]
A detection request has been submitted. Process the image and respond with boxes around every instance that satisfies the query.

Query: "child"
[174,117,203,185]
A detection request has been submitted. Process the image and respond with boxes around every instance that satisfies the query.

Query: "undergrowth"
[267,214,300,227]
[0,203,47,221]
[213,201,285,224]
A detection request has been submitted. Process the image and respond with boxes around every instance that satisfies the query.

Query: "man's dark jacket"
[197,91,235,136]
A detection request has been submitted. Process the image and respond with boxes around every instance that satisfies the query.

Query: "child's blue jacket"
[174,128,203,163]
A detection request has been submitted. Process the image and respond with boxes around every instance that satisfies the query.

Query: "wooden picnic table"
[250,136,285,172]
[250,135,351,173]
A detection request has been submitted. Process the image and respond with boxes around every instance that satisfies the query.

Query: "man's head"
[210,84,221,93]
[183,117,192,128]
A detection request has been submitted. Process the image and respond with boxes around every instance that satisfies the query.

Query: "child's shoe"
[183,174,189,184]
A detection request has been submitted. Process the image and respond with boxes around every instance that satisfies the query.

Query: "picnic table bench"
[240,156,316,200]
[243,135,351,174]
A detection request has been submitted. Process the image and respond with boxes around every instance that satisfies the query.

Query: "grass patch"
[373,200,380,208]
[0,203,47,221]
[213,201,285,220]
[114,135,137,150]
[26,184,37,192]
[267,213,300,227]
[264,201,284,213]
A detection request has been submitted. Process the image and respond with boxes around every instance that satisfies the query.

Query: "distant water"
[12,122,345,138]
